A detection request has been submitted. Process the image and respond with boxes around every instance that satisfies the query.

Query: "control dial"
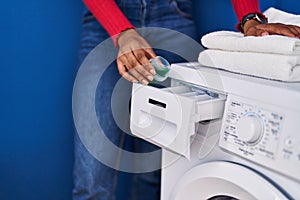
[236,114,263,144]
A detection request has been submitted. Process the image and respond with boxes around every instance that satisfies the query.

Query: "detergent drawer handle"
[148,98,167,109]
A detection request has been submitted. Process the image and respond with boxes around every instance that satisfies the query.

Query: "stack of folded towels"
[198,7,300,82]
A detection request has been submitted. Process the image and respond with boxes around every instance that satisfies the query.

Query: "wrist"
[243,19,261,33]
[239,13,268,33]
[117,28,136,47]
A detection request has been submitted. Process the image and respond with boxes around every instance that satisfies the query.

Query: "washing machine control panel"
[221,98,282,159]
[219,94,300,182]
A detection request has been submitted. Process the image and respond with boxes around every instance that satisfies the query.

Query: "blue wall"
[0,0,299,199]
[0,0,83,199]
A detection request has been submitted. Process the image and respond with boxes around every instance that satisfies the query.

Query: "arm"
[83,0,156,84]
[82,0,134,44]
[231,0,260,24]
[231,0,300,38]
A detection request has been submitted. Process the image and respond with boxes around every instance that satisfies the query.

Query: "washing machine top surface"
[169,62,300,110]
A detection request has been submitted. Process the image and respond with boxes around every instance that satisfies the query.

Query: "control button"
[243,104,253,113]
[236,114,263,144]
[271,113,279,120]
[284,137,294,148]
[271,128,278,135]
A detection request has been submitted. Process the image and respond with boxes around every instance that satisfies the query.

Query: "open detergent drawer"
[130,82,226,158]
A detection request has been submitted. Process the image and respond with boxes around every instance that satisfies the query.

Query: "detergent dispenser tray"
[130,82,226,158]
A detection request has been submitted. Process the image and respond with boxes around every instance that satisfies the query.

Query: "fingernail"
[132,80,138,83]
[261,32,269,36]
[142,80,149,85]
[147,76,153,81]
[150,69,156,75]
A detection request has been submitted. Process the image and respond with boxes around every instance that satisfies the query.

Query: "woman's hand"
[117,29,156,85]
[244,19,300,38]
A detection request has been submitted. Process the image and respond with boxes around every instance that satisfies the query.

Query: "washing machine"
[130,62,300,200]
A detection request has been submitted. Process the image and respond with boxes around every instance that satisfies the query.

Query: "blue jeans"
[73,0,198,199]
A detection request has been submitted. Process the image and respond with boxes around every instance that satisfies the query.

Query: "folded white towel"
[201,31,300,55]
[201,8,300,55]
[198,49,300,82]
[264,7,300,26]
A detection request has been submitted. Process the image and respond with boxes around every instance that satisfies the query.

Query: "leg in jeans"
[72,14,125,199]
[73,0,198,199]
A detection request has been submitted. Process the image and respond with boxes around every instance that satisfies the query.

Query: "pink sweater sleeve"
[231,0,262,30]
[83,0,135,45]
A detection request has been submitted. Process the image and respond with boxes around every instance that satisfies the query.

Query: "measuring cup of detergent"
[149,56,171,82]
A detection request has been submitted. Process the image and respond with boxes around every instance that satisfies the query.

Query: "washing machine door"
[171,161,289,200]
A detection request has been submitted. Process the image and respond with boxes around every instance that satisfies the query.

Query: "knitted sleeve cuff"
[83,0,135,46]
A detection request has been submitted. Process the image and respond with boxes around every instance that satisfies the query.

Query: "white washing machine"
[130,62,300,200]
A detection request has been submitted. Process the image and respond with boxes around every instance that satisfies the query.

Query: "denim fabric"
[73,0,198,199]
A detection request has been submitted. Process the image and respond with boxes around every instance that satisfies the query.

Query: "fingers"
[256,23,300,38]
[143,47,157,60]
[117,49,155,85]
[258,23,295,37]
[244,26,269,37]
[132,49,156,75]
[117,59,138,83]
[293,25,300,34]
[128,67,151,85]
[288,25,300,38]
[117,63,153,85]
[116,29,158,84]
[244,22,300,38]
